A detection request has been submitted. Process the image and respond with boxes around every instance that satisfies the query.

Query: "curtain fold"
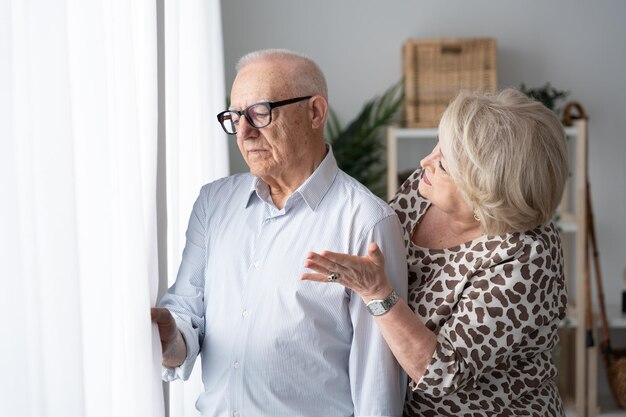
[163,1,228,416]
[1,1,165,416]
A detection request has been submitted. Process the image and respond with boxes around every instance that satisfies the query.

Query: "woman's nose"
[420,148,438,169]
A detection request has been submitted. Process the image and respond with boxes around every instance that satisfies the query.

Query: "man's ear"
[309,95,328,130]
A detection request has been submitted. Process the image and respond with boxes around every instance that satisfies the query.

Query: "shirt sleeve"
[158,187,209,381]
[413,234,567,397]
[349,214,408,417]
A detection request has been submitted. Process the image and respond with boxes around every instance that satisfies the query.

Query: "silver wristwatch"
[365,290,399,316]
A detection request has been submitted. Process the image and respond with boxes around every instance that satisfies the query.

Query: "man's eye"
[251,110,269,118]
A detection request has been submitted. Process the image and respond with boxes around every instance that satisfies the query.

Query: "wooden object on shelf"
[403,38,497,128]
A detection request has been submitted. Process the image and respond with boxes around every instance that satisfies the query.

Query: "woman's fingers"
[367,242,385,267]
[302,254,334,283]
[301,244,393,301]
[318,250,356,268]
[300,271,332,283]
[319,246,385,274]
[302,252,350,285]
[304,253,333,274]
[301,245,388,294]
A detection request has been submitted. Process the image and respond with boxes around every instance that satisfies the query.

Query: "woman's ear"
[308,95,328,130]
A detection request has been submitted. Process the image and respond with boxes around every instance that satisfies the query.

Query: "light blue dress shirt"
[159,147,408,417]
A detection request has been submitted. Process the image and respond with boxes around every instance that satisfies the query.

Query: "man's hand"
[151,307,187,368]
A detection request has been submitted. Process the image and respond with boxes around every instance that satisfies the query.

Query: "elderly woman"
[302,88,569,416]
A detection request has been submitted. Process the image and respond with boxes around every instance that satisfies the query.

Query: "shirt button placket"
[231,211,276,417]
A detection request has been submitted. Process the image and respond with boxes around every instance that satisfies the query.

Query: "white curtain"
[163,1,228,417]
[0,1,165,416]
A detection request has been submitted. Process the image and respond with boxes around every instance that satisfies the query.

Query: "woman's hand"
[303,242,439,384]
[301,242,394,301]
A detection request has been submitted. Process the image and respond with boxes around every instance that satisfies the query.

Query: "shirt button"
[253,261,260,269]
[233,361,240,369]
[242,310,250,318]
[233,411,240,417]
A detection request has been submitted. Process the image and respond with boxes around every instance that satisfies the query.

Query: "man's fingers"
[151,307,172,324]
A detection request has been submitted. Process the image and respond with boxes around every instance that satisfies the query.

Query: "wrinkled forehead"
[230,60,294,109]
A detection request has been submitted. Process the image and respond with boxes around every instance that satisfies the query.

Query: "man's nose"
[237,116,259,139]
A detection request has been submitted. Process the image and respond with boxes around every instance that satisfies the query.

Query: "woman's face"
[418,142,473,219]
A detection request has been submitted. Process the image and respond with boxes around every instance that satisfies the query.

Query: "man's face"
[230,59,315,183]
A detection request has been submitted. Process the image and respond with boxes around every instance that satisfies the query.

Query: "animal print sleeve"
[412,229,567,397]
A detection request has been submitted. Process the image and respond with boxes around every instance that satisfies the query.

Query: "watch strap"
[365,289,399,316]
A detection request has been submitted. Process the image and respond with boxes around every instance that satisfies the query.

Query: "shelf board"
[557,211,578,233]
[391,127,438,139]
[607,304,626,329]
[566,408,626,417]
[560,305,626,329]
[564,126,578,137]
[561,306,579,328]
[390,126,577,139]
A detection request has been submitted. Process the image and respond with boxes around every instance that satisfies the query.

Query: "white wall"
[220,0,626,313]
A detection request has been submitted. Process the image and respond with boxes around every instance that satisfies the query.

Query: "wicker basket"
[602,344,626,408]
[403,38,498,127]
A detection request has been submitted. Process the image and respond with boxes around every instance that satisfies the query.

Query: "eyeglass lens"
[220,103,271,134]
[217,96,312,135]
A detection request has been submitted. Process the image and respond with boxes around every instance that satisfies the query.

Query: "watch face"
[367,302,386,316]
[366,290,399,316]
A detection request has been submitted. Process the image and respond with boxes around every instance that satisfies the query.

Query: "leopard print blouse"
[390,169,568,417]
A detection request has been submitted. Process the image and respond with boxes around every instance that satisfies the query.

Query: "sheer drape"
[163,2,228,416]
[1,0,165,416]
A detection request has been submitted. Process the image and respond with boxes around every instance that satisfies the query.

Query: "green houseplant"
[326,80,404,198]
[518,82,569,117]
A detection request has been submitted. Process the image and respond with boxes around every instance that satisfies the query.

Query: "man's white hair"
[235,49,328,99]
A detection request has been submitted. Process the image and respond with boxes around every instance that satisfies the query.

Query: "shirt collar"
[245,144,339,211]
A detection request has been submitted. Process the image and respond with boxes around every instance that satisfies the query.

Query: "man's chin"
[248,165,272,179]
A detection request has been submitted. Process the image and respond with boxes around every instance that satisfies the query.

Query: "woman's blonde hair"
[439,88,568,235]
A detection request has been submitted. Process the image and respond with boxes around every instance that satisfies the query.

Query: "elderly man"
[152,49,407,417]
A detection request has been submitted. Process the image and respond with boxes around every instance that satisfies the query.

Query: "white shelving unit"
[385,121,623,417]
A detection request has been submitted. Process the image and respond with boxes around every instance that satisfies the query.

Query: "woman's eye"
[438,160,447,173]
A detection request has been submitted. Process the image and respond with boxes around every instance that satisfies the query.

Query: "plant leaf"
[325,79,404,198]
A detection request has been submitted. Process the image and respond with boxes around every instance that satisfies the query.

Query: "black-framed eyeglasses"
[216,96,312,135]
